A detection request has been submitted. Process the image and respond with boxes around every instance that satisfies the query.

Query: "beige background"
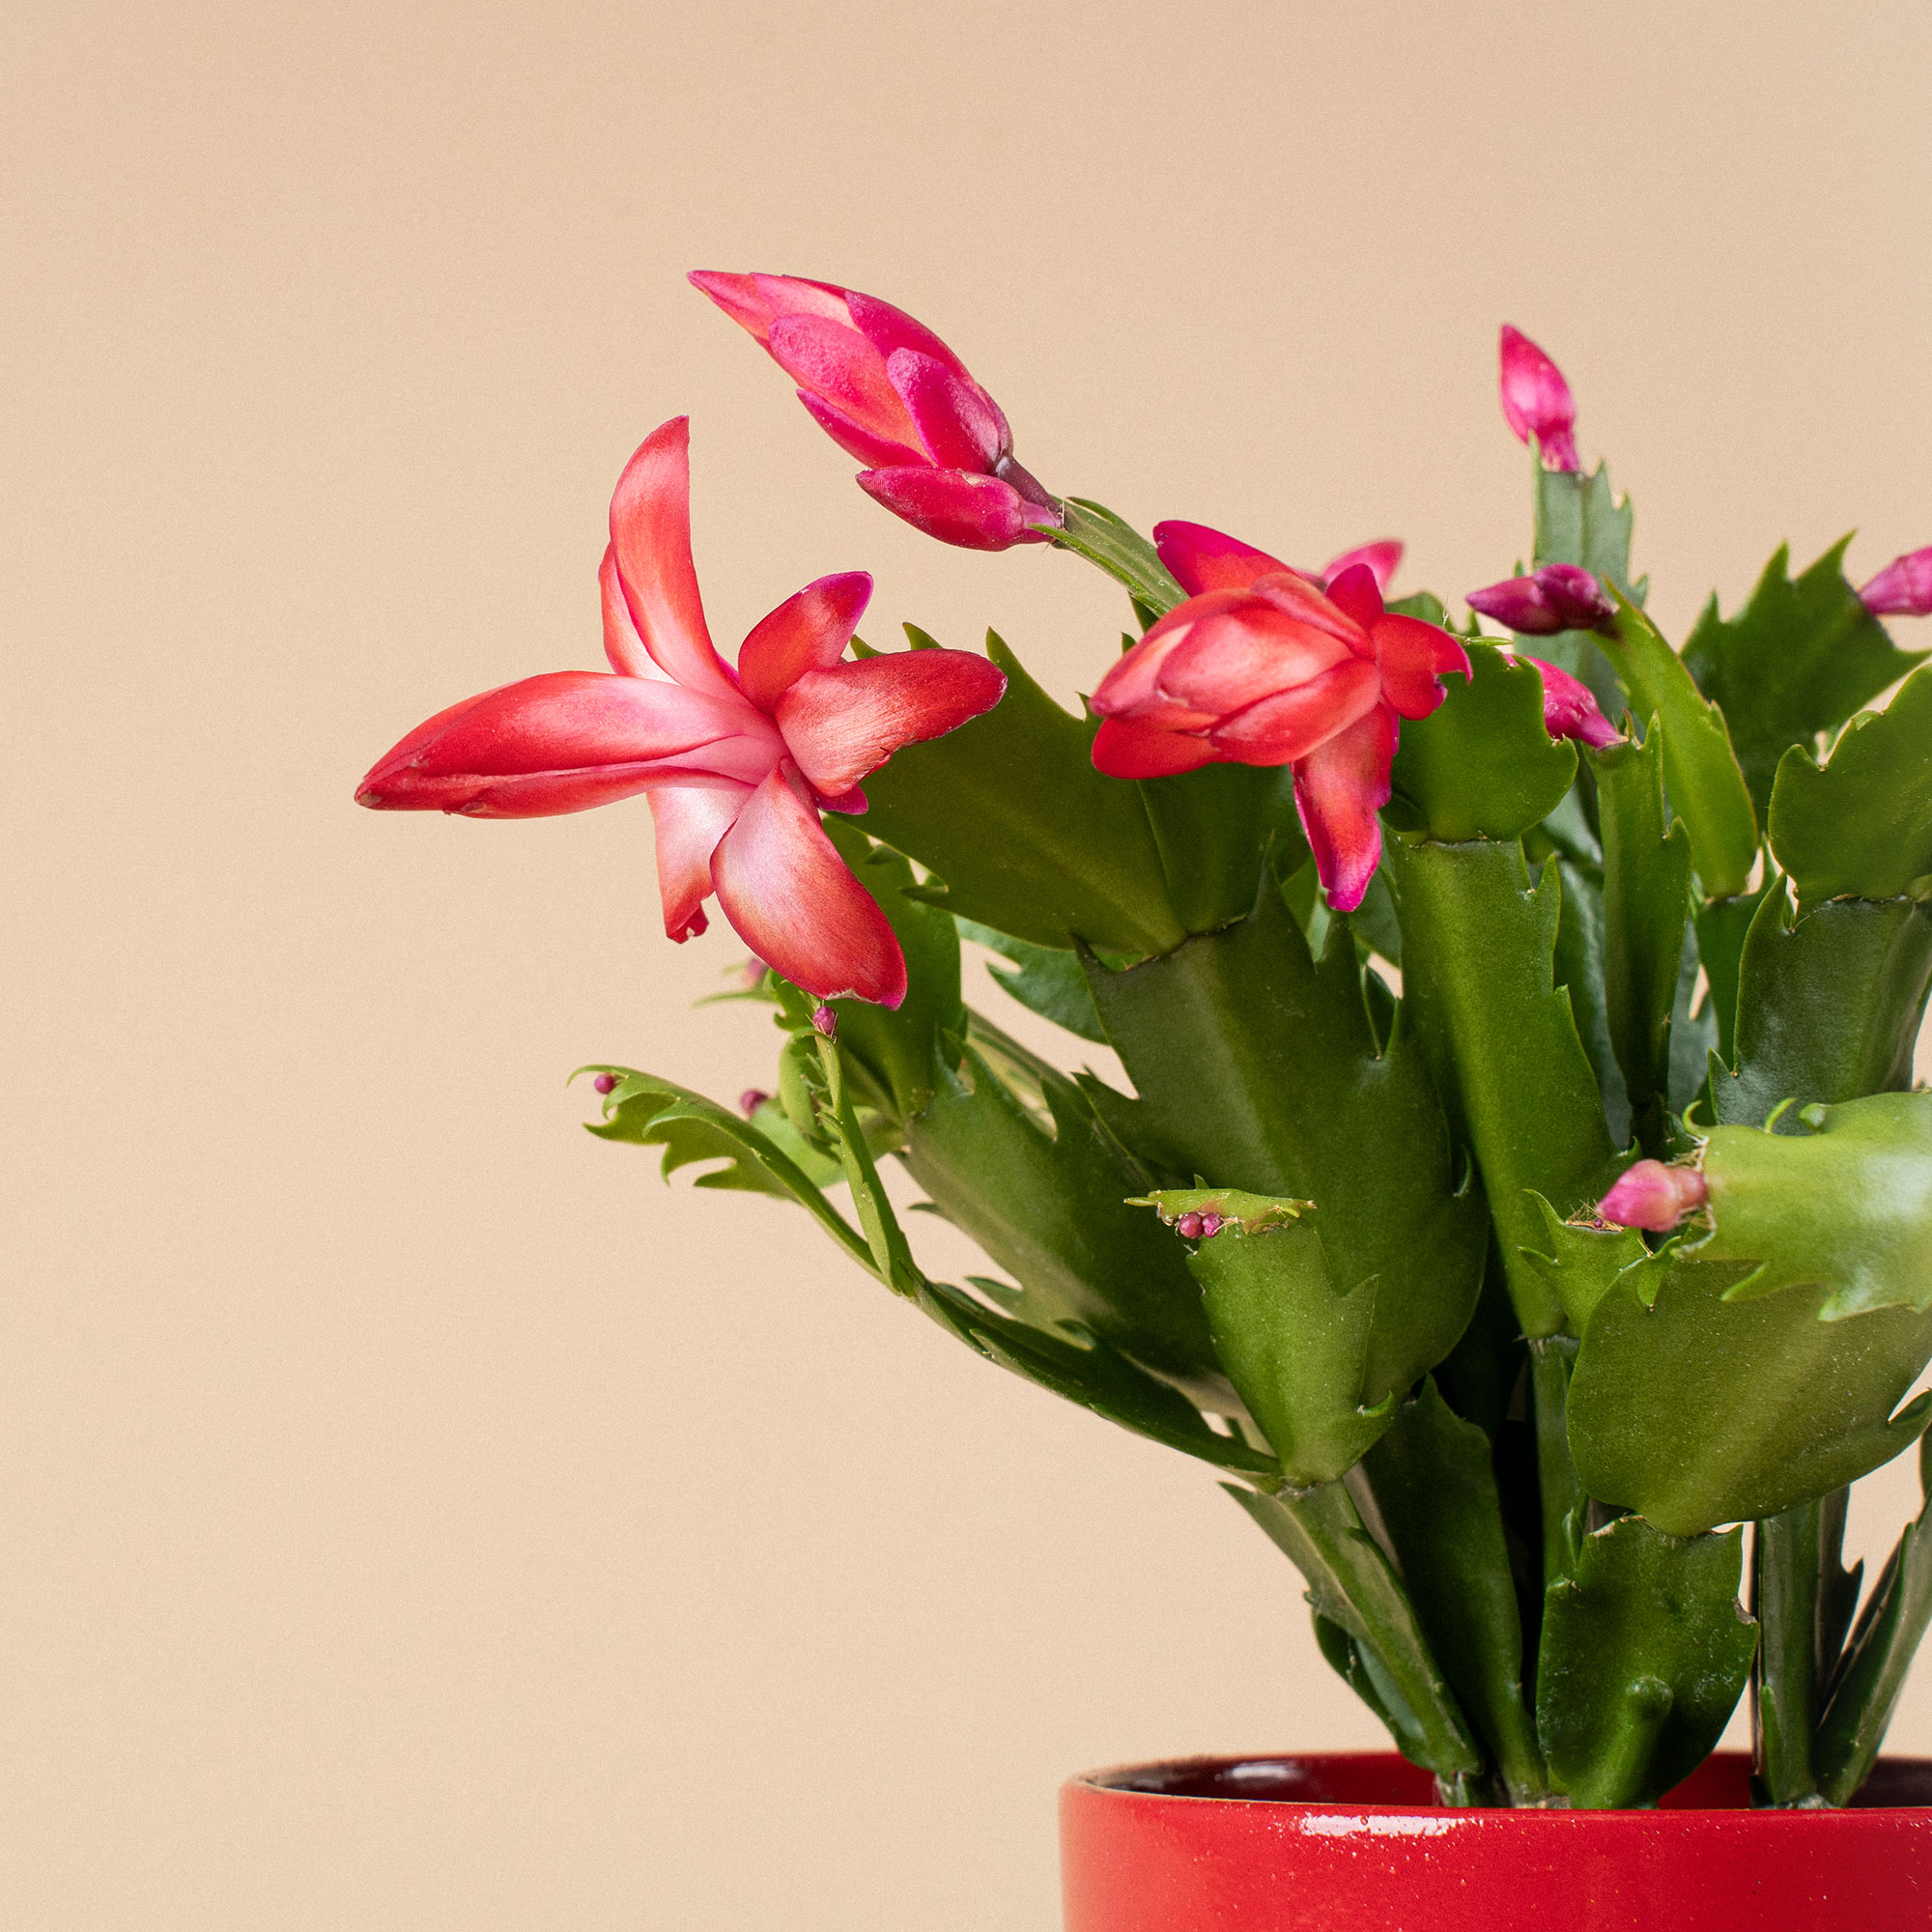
[8,0,1932,1924]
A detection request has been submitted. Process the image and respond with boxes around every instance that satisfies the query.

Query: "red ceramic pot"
[1060,1751,1932,1929]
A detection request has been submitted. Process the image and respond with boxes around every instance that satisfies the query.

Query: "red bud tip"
[739,1088,770,1116]
[1861,546,1932,617]
[810,1004,838,1038]
[1597,1159,1709,1232]
[1498,325,1580,472]
[591,1073,619,1095]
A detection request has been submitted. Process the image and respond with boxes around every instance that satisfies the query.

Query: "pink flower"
[1091,521,1469,911]
[357,418,1005,1007]
[1597,1159,1709,1233]
[689,271,1062,552]
[1466,563,1613,637]
[1498,325,1579,472]
[1519,655,1621,750]
[1151,522,1404,599]
[1861,547,1932,617]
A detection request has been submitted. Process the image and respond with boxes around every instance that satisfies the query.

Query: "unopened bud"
[1196,1211,1225,1237]
[1520,654,1621,750]
[1598,1159,1709,1232]
[739,1088,770,1116]
[1498,326,1580,472]
[591,1073,619,1095]
[1176,1212,1205,1238]
[1467,564,1613,638]
[1861,547,1932,618]
[739,955,771,989]
[810,1004,838,1038]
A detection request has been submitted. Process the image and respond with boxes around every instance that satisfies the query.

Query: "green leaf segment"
[582,445,1932,1811]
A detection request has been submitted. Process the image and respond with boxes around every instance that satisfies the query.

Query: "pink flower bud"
[1175,1212,1205,1238]
[1196,1212,1225,1237]
[1467,564,1613,638]
[1520,656,1621,750]
[739,1088,771,1116]
[1597,1159,1709,1232]
[1860,547,1932,617]
[738,956,771,989]
[592,1073,619,1095]
[810,1004,838,1038]
[1498,325,1579,472]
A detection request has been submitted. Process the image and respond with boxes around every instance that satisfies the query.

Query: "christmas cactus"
[358,283,1932,1810]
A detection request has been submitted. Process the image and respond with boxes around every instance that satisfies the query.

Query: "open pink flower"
[1498,325,1579,472]
[1861,546,1932,617]
[357,418,1005,1006]
[1091,521,1469,910]
[689,271,1061,552]
[1151,521,1404,599]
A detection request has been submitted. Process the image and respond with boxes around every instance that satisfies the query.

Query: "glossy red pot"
[1060,1751,1932,1929]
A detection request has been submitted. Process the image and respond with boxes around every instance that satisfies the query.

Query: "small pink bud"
[1597,1159,1709,1232]
[739,1088,770,1116]
[1467,564,1613,638]
[810,1004,838,1038]
[591,1072,619,1095]
[1196,1212,1225,1237]
[1860,547,1932,617]
[1175,1212,1205,1238]
[1498,325,1579,472]
[1520,654,1621,750]
[739,955,771,989]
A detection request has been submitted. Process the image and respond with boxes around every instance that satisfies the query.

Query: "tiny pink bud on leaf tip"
[1597,1159,1709,1232]
[810,1004,838,1038]
[1176,1212,1205,1238]
[1861,547,1932,617]
[1196,1212,1225,1237]
[739,1089,770,1116]
[591,1073,619,1095]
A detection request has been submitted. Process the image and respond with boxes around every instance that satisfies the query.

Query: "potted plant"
[356,280,1932,1922]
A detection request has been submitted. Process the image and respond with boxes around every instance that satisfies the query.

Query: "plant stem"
[1530,1338,1584,1588]
[1753,1496,1832,1804]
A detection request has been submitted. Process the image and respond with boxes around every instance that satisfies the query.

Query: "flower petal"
[796,390,929,469]
[1370,613,1471,720]
[608,418,740,701]
[710,768,907,1006]
[688,270,854,344]
[648,777,753,941]
[856,467,1051,551]
[766,311,920,450]
[1320,539,1403,594]
[1522,655,1621,748]
[1861,546,1932,617]
[1157,601,1356,717]
[842,287,977,384]
[1208,658,1383,765]
[1091,716,1219,779]
[600,546,670,680]
[1152,520,1293,596]
[776,649,1006,795]
[886,348,1007,470]
[355,670,780,815]
[1322,561,1386,635]
[1293,704,1397,912]
[737,572,874,713]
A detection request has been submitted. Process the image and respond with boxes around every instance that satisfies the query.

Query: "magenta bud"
[1498,325,1579,472]
[591,1072,619,1095]
[1598,1159,1709,1233]
[1175,1212,1205,1238]
[1196,1212,1225,1237]
[739,955,771,989]
[1520,654,1621,750]
[739,1088,771,1116]
[1467,564,1613,639]
[1861,546,1932,617]
[810,1004,838,1038]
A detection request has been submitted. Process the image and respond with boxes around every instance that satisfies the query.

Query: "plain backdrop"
[7,1,1932,1925]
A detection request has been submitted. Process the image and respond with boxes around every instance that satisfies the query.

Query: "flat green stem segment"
[859,630,1186,956]
[1754,1490,1860,1806]
[1052,497,1186,618]
[1711,895,1932,1131]
[1530,1339,1585,1590]
[1086,875,1487,1471]
[1361,1378,1548,1801]
[1682,539,1926,820]
[1768,664,1932,907]
[1595,592,1759,898]
[1817,1437,1932,1804]
[1388,838,1623,1337]
[1568,1248,1932,1535]
[1591,725,1692,1156]
[1536,1516,1757,1808]
[1532,460,1640,724]
[1228,1480,1483,1786]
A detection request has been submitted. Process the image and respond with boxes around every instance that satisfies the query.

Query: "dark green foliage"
[1567,1250,1932,1535]
[1388,644,1577,842]
[1683,541,1925,819]
[1754,1491,1861,1805]
[1592,726,1693,1155]
[1389,838,1624,1338]
[1136,761,1310,935]
[1769,665,1932,907]
[955,919,1108,1042]
[1362,1378,1547,1800]
[1535,1516,1757,1808]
